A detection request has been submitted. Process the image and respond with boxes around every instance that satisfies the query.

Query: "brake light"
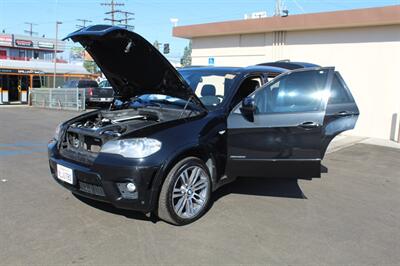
[88,88,93,96]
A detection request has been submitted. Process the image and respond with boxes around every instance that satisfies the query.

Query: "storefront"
[0,31,97,104]
[0,68,38,103]
[0,66,97,104]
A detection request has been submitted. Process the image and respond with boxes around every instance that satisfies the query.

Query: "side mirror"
[240,97,256,122]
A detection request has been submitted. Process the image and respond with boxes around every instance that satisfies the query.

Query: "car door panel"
[226,67,335,179]
[227,112,325,178]
[228,111,325,159]
[321,72,360,157]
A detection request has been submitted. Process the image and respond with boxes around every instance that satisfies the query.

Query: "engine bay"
[59,106,200,163]
[68,108,161,135]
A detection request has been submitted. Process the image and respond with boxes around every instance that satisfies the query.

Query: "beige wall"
[191,25,400,140]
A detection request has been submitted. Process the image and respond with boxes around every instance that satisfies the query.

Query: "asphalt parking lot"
[0,107,399,265]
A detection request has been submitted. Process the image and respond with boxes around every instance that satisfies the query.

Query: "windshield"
[178,69,238,110]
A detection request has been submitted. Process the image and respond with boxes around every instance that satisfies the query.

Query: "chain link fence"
[30,88,86,111]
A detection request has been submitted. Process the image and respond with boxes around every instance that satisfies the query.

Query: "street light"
[53,21,62,89]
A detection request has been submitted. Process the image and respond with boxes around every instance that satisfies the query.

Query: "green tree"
[180,41,192,66]
[83,60,99,74]
[70,46,85,60]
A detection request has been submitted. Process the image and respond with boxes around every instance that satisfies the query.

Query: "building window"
[0,50,6,59]
[18,50,26,59]
[26,50,33,59]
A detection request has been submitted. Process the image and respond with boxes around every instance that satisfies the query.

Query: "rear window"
[328,73,353,104]
[99,80,111,88]
[78,80,98,88]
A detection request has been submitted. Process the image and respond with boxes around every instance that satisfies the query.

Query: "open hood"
[64,25,205,110]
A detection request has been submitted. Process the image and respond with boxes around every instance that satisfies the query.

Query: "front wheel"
[157,157,212,225]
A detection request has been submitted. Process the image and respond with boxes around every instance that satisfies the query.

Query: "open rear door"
[226,67,335,179]
[321,72,360,157]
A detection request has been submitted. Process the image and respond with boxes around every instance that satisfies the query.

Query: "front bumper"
[48,141,160,213]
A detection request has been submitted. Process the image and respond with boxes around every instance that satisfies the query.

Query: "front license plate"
[57,164,74,185]
[100,98,106,101]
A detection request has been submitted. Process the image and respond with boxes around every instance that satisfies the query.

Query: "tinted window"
[99,80,111,88]
[328,73,353,104]
[231,76,262,108]
[78,80,98,88]
[254,69,329,114]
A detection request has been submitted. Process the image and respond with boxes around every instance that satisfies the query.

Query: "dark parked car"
[48,25,359,225]
[63,79,114,105]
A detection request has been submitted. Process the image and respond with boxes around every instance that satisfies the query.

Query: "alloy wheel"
[172,166,209,219]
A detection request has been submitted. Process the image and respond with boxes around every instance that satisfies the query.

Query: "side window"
[254,69,329,114]
[328,73,353,104]
[231,76,262,108]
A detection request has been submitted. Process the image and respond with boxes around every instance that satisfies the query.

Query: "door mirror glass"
[240,97,256,122]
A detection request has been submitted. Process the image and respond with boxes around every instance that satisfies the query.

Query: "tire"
[157,157,212,225]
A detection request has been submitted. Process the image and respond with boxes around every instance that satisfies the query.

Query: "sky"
[0,0,399,61]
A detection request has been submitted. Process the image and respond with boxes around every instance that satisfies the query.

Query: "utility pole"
[53,21,62,90]
[274,0,282,16]
[24,22,38,36]
[76,19,93,29]
[274,0,289,17]
[101,0,125,25]
[116,11,134,30]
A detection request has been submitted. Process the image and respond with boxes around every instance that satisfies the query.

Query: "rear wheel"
[157,157,212,225]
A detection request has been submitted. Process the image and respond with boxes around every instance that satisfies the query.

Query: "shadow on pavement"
[213,177,307,202]
[73,178,306,223]
[73,194,157,223]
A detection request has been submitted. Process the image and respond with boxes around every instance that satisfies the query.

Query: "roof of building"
[173,5,400,39]
[0,59,90,75]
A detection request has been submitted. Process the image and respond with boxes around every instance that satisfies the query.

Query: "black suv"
[48,26,359,225]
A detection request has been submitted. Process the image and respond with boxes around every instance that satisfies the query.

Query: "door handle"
[333,111,353,117]
[298,121,320,128]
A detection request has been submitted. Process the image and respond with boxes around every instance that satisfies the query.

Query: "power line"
[116,10,135,30]
[24,22,38,36]
[291,0,305,13]
[76,19,93,29]
[101,0,125,25]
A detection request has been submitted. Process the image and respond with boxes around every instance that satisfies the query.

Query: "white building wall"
[190,25,400,140]
[192,33,275,66]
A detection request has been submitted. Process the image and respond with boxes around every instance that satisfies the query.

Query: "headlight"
[101,138,162,158]
[54,123,62,141]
